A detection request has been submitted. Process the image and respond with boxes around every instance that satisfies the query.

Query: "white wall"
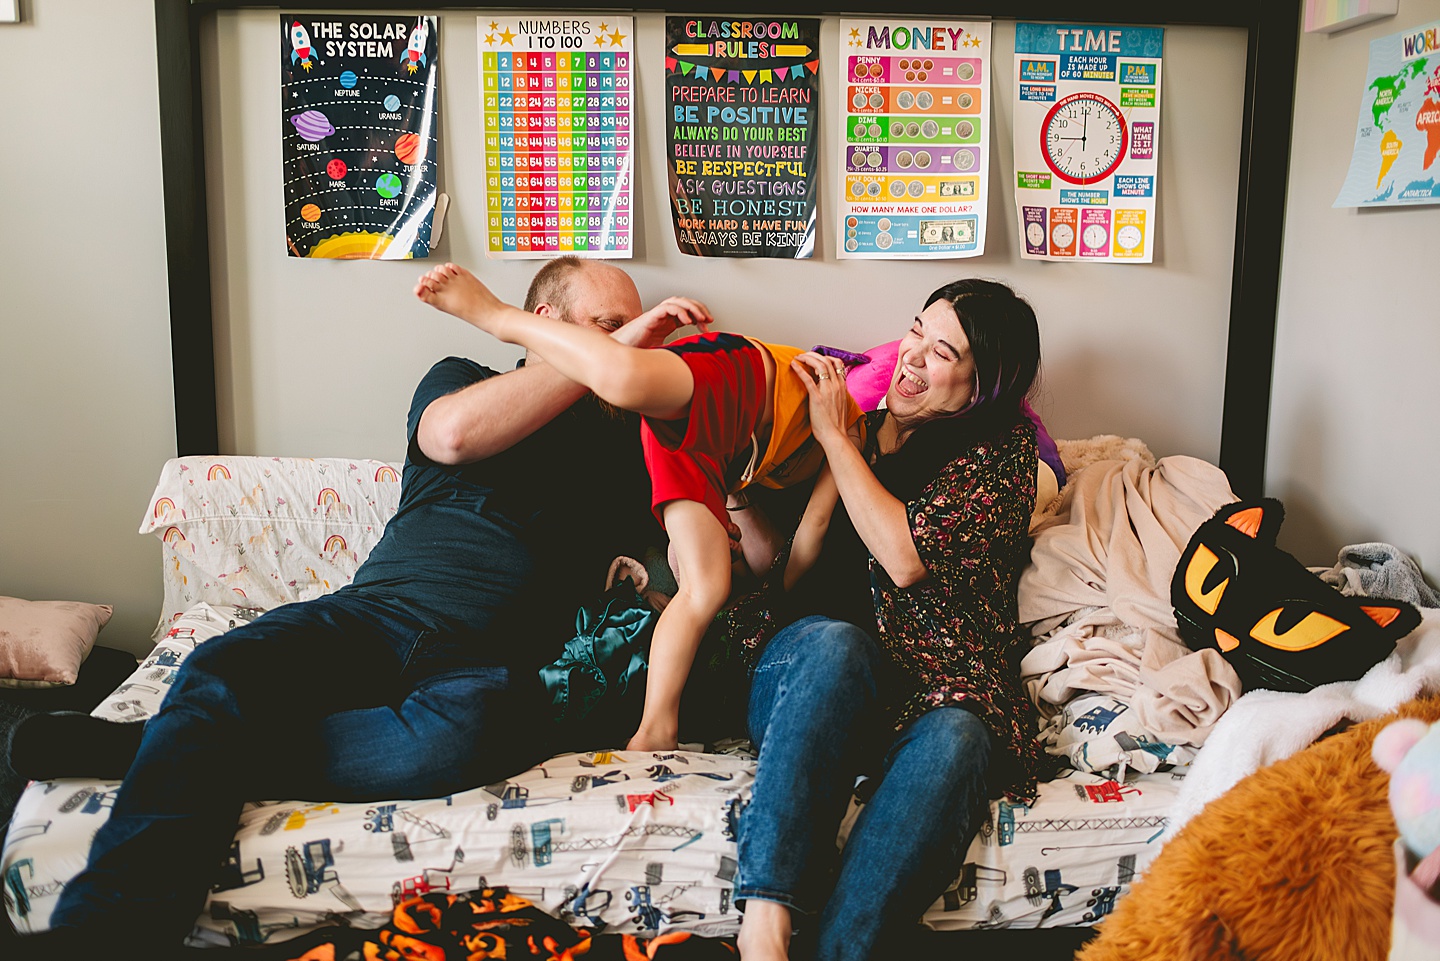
[205,14,1247,466]
[0,0,175,655]
[1268,0,1440,574]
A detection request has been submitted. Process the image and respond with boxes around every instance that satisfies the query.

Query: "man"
[13,258,710,954]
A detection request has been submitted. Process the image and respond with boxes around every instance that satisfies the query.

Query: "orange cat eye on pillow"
[1171,500,1421,693]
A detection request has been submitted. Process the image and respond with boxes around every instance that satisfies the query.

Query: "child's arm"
[782,463,840,591]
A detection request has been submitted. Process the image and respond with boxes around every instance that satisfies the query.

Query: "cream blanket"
[1019,454,1242,746]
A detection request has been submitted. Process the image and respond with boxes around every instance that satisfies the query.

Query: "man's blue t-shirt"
[345,357,657,669]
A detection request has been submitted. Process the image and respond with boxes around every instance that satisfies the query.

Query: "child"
[416,263,865,751]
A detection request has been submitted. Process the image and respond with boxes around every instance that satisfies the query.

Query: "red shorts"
[640,332,766,529]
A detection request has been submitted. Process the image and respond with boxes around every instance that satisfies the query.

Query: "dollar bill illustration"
[938,181,975,198]
[920,219,975,245]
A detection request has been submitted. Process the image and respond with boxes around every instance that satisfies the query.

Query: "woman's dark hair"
[871,280,1041,499]
[923,278,1041,422]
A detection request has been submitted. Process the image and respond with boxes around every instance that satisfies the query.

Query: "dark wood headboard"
[156,0,1300,498]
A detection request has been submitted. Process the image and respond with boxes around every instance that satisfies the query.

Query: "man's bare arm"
[416,294,713,465]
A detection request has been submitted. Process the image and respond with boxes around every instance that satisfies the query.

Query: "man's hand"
[612,296,713,349]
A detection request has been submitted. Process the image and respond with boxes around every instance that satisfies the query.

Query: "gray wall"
[2,4,1434,661]
[1268,0,1440,573]
[0,0,176,654]
[205,13,1247,465]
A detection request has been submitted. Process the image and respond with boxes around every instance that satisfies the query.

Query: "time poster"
[1012,23,1163,263]
[665,16,820,258]
[281,14,440,259]
[837,19,992,260]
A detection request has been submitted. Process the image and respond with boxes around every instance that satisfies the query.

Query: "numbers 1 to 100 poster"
[480,15,633,258]
[837,19,992,259]
[1012,23,1163,264]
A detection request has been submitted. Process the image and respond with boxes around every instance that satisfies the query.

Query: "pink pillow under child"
[0,596,112,688]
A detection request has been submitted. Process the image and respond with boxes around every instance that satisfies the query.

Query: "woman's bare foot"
[737,900,792,961]
[414,263,509,335]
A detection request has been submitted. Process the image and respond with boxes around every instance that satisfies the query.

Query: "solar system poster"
[1012,23,1163,264]
[281,14,440,260]
[837,19,992,260]
[665,16,820,258]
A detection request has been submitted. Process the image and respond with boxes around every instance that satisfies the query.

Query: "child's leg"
[628,499,734,752]
[416,263,694,419]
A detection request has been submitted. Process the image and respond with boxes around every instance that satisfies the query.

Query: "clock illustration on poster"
[1082,222,1109,250]
[280,14,440,259]
[1042,91,1127,185]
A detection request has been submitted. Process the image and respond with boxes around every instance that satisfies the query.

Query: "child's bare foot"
[415,263,508,335]
[626,724,679,752]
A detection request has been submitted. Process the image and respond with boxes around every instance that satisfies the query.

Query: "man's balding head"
[525,257,641,333]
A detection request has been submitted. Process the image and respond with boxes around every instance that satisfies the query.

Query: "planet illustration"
[394,132,422,165]
[375,173,403,198]
[301,203,322,222]
[383,94,401,112]
[290,109,335,142]
[326,158,347,179]
[340,70,358,89]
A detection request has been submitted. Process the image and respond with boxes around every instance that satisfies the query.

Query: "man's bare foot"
[414,263,509,335]
[737,900,792,961]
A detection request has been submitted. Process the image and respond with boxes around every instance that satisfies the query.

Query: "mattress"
[2,603,1183,943]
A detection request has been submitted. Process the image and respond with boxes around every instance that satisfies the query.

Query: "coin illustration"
[875,232,893,249]
[867,180,882,196]
[896,90,915,110]
[921,120,939,138]
[914,150,932,168]
[956,120,974,139]
[889,180,907,197]
[959,93,973,109]
[868,92,884,109]
[866,151,883,167]
[923,59,934,70]
[852,92,867,110]
[851,181,866,197]
[890,121,905,137]
[846,238,859,251]
[917,91,934,110]
[877,218,892,230]
[916,72,928,82]
[957,63,975,81]
[853,149,868,166]
[908,180,924,197]
[868,123,881,138]
[895,150,913,168]
[954,150,973,171]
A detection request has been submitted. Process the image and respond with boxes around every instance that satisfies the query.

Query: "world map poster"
[1335,20,1440,207]
[281,14,440,259]
[665,16,820,258]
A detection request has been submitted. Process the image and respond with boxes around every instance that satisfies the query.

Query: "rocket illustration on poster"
[281,15,440,259]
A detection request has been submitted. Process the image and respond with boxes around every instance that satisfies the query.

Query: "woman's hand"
[791,351,855,451]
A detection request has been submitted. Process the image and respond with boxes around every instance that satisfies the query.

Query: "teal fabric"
[540,579,655,747]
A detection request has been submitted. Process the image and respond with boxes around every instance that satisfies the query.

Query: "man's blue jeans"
[737,616,992,960]
[50,592,549,941]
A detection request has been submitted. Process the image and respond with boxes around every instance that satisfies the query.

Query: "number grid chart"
[479,16,633,258]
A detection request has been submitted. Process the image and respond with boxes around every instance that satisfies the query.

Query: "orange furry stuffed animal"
[1077,695,1440,961]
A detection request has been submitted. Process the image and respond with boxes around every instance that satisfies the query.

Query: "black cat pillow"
[1171,499,1421,693]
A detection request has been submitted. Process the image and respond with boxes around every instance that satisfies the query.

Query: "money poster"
[479,15,634,257]
[1012,23,1163,263]
[837,19,992,259]
[665,16,820,258]
[281,15,440,259]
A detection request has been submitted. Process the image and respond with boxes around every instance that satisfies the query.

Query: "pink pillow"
[0,596,112,688]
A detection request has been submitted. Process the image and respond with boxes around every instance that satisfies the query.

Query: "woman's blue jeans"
[49,591,549,941]
[737,616,992,960]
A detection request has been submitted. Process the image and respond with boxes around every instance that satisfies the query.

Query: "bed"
[3,446,1229,945]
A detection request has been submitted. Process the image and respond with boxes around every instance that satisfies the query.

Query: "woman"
[729,279,1044,961]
